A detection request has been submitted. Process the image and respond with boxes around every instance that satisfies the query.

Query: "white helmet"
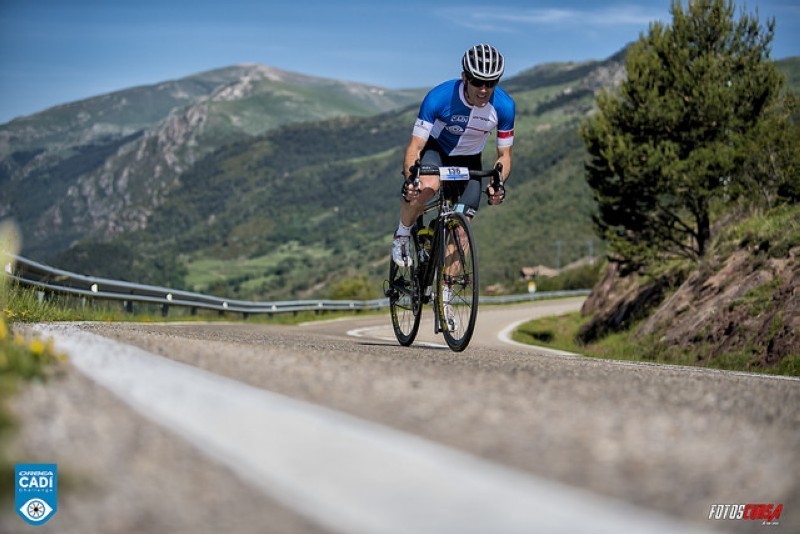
[461,44,505,81]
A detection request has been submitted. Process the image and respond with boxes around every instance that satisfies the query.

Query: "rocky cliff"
[579,205,800,372]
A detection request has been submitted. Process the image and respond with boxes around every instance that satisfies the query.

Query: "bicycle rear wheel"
[436,212,478,352]
[388,236,422,346]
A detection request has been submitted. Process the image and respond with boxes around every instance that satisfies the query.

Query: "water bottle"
[417,227,432,262]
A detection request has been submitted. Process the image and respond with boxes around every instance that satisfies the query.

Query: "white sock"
[395,222,412,237]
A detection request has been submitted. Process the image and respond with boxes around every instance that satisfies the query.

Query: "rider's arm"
[495,144,512,183]
[403,135,427,179]
[487,144,511,205]
[494,88,515,184]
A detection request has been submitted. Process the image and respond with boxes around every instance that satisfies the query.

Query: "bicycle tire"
[388,236,422,346]
[436,212,478,352]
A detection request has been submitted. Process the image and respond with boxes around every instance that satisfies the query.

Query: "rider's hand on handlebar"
[487,183,505,205]
[402,163,421,202]
[402,177,420,203]
[487,163,505,205]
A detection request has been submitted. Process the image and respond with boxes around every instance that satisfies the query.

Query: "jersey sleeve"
[495,90,516,148]
[411,81,452,140]
[412,117,433,141]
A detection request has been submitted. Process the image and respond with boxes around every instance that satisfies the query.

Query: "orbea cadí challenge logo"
[15,464,58,526]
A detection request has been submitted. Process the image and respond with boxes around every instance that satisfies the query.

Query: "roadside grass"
[0,283,68,500]
[717,203,800,258]
[0,315,66,495]
[512,312,800,376]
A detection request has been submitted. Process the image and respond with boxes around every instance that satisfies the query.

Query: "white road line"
[36,324,710,534]
[498,318,583,357]
[346,325,398,343]
[347,325,449,349]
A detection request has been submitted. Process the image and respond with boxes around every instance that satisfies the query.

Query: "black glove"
[401,178,419,202]
[401,162,421,202]
[487,163,505,205]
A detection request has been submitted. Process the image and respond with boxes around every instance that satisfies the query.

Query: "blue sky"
[1,0,798,123]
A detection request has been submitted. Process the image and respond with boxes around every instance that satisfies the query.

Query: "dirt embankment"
[579,238,799,370]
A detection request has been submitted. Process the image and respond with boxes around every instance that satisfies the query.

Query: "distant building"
[519,265,560,280]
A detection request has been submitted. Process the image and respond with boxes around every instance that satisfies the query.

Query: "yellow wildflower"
[29,339,45,356]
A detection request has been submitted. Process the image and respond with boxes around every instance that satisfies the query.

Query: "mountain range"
[1,65,423,259]
[2,52,797,299]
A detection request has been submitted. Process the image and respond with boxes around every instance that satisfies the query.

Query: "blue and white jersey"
[412,79,515,156]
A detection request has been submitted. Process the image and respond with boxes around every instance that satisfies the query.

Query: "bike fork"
[433,285,441,334]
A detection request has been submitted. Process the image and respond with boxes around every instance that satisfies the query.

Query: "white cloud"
[445,4,668,31]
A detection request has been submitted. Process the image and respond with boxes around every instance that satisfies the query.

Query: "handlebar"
[412,161,502,188]
[414,164,499,179]
[403,160,504,203]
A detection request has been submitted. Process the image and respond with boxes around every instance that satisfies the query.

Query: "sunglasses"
[467,76,498,88]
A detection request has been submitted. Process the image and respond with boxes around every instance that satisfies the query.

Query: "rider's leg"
[399,174,440,227]
[393,175,439,267]
[396,144,443,233]
[393,157,439,267]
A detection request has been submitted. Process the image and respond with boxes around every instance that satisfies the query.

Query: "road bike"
[385,164,502,352]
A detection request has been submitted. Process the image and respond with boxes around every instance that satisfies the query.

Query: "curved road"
[4,297,798,533]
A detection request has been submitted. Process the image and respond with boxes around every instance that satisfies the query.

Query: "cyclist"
[392,43,516,269]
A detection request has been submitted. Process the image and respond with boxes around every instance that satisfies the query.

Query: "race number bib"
[438,167,470,181]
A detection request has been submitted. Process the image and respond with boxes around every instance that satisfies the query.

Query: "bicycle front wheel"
[436,212,478,352]
[388,237,422,346]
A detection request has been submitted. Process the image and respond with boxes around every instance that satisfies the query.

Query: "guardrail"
[4,254,590,317]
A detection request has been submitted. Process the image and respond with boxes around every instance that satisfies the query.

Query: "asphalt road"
[3,297,798,533]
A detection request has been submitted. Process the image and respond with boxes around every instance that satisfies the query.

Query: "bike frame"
[388,163,500,350]
[415,196,453,334]
[412,165,496,334]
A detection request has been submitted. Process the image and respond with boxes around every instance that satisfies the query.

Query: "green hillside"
[778,56,800,88]
[21,52,800,300]
[1,65,424,260]
[51,55,627,298]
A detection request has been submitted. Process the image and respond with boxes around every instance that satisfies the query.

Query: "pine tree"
[580,0,788,269]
